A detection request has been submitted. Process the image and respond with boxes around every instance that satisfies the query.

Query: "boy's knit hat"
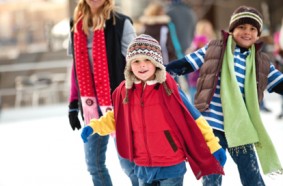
[125,34,166,89]
[229,6,263,36]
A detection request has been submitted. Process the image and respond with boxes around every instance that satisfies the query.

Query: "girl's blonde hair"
[195,19,216,40]
[143,2,165,16]
[73,0,115,35]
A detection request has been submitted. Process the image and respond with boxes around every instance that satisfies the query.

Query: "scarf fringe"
[267,169,283,179]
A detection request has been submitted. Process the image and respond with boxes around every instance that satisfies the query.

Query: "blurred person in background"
[165,0,197,92]
[165,0,196,54]
[192,19,216,42]
[67,0,138,185]
[186,19,216,102]
[139,1,182,65]
[186,35,208,103]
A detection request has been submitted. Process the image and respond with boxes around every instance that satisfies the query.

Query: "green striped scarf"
[220,35,282,174]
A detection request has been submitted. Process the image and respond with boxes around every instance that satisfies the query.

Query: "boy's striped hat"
[229,6,263,36]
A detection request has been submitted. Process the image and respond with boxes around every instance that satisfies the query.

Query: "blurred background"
[0,0,283,109]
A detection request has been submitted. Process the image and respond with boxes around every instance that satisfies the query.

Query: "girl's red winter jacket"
[113,73,224,179]
[130,82,185,167]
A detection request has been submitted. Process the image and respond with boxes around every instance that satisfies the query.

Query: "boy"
[81,34,226,185]
[166,5,283,186]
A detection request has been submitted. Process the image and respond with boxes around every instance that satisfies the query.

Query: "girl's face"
[232,24,259,48]
[86,0,106,13]
[130,57,156,82]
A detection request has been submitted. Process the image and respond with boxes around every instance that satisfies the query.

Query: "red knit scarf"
[74,20,112,124]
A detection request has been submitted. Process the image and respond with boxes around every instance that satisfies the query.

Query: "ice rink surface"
[0,93,282,186]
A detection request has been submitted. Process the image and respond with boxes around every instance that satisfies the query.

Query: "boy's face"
[232,24,259,48]
[130,56,156,82]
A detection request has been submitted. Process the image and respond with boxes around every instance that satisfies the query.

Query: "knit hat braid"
[125,34,166,89]
[229,6,263,36]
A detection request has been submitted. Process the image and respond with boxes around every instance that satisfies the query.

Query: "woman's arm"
[121,19,137,56]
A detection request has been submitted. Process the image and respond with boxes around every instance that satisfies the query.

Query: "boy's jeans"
[138,176,184,186]
[202,130,265,186]
[84,133,138,186]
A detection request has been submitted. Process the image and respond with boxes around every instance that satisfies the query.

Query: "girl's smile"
[130,57,156,82]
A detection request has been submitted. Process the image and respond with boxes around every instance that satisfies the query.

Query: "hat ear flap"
[124,62,136,89]
[155,68,166,84]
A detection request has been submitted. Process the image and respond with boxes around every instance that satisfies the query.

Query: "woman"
[67,0,137,185]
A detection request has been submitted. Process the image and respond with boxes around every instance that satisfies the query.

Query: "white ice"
[0,93,282,186]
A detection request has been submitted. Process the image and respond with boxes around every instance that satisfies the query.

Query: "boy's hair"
[124,34,166,89]
[229,6,263,36]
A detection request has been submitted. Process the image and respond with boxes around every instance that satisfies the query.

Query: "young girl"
[81,34,225,186]
[67,0,137,185]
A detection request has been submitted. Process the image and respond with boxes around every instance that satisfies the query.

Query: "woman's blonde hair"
[73,0,115,35]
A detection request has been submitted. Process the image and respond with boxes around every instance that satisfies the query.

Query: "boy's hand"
[213,148,227,167]
[81,126,94,143]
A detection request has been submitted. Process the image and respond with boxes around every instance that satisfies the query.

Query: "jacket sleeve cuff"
[89,111,116,136]
[195,116,221,153]
[270,80,283,95]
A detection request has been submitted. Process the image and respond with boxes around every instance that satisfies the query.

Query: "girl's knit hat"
[125,34,166,89]
[229,6,263,36]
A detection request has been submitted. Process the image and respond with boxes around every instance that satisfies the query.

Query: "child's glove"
[213,148,227,167]
[81,126,94,143]
[165,57,193,76]
[68,100,81,131]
